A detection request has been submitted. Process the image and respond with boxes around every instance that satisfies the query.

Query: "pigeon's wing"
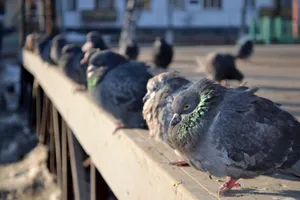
[214,87,300,172]
[103,65,152,112]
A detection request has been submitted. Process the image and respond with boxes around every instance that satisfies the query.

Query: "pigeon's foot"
[218,178,240,195]
[168,160,189,167]
[83,157,91,168]
[73,85,87,93]
[112,123,127,134]
[220,80,229,88]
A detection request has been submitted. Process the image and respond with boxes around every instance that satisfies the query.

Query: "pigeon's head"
[143,71,180,103]
[170,88,199,127]
[87,50,128,83]
[52,34,67,46]
[82,31,108,52]
[62,44,82,54]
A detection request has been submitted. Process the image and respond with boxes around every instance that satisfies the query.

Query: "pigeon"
[24,32,42,52]
[124,40,139,60]
[87,50,153,132]
[82,31,109,52]
[36,33,56,65]
[196,39,254,87]
[169,78,300,195]
[50,34,68,65]
[143,71,191,143]
[152,37,174,69]
[58,44,87,88]
[142,71,192,166]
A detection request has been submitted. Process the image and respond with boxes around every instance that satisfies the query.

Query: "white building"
[60,0,277,30]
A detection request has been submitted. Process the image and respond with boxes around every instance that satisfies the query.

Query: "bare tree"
[118,0,144,55]
[240,0,248,37]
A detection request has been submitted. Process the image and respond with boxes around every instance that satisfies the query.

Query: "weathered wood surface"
[23,49,300,200]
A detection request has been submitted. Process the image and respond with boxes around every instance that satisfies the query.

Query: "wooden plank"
[23,50,214,200]
[33,79,41,134]
[90,162,109,200]
[67,127,90,200]
[61,119,73,200]
[39,94,50,144]
[52,105,62,187]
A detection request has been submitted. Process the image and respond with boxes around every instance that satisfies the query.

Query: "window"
[67,0,77,11]
[95,0,115,9]
[125,0,151,10]
[203,0,222,9]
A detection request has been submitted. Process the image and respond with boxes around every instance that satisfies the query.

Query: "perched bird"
[152,37,174,69]
[87,50,153,132]
[124,40,139,60]
[196,52,244,87]
[36,33,56,64]
[24,32,42,52]
[143,71,191,143]
[50,34,68,65]
[169,78,300,195]
[196,39,254,87]
[58,44,87,89]
[82,31,109,52]
[143,71,192,166]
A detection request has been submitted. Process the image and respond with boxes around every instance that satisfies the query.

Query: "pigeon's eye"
[183,104,190,110]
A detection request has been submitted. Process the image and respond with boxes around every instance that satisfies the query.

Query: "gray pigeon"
[58,44,87,88]
[196,52,244,87]
[50,34,68,65]
[142,71,192,166]
[143,71,191,143]
[169,78,300,195]
[87,50,153,132]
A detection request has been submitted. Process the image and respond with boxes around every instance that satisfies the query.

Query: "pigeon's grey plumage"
[87,50,153,129]
[82,31,109,52]
[58,44,87,86]
[169,78,300,194]
[50,34,68,65]
[124,40,139,60]
[142,71,191,143]
[152,37,173,69]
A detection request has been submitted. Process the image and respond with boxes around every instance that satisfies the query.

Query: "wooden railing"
[23,50,220,200]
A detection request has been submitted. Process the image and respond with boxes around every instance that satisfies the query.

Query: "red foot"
[218,178,240,195]
[112,123,126,134]
[168,160,189,167]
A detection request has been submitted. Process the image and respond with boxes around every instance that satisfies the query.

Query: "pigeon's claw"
[168,160,189,167]
[218,178,240,196]
[73,85,87,93]
[220,80,229,88]
[112,123,126,134]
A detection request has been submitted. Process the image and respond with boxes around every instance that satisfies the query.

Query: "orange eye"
[183,104,190,110]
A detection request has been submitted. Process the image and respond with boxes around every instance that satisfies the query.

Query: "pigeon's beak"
[143,93,150,103]
[82,41,93,52]
[80,57,87,64]
[170,113,181,126]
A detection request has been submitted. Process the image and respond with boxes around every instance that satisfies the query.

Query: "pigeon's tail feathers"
[284,160,300,178]
[236,39,254,60]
